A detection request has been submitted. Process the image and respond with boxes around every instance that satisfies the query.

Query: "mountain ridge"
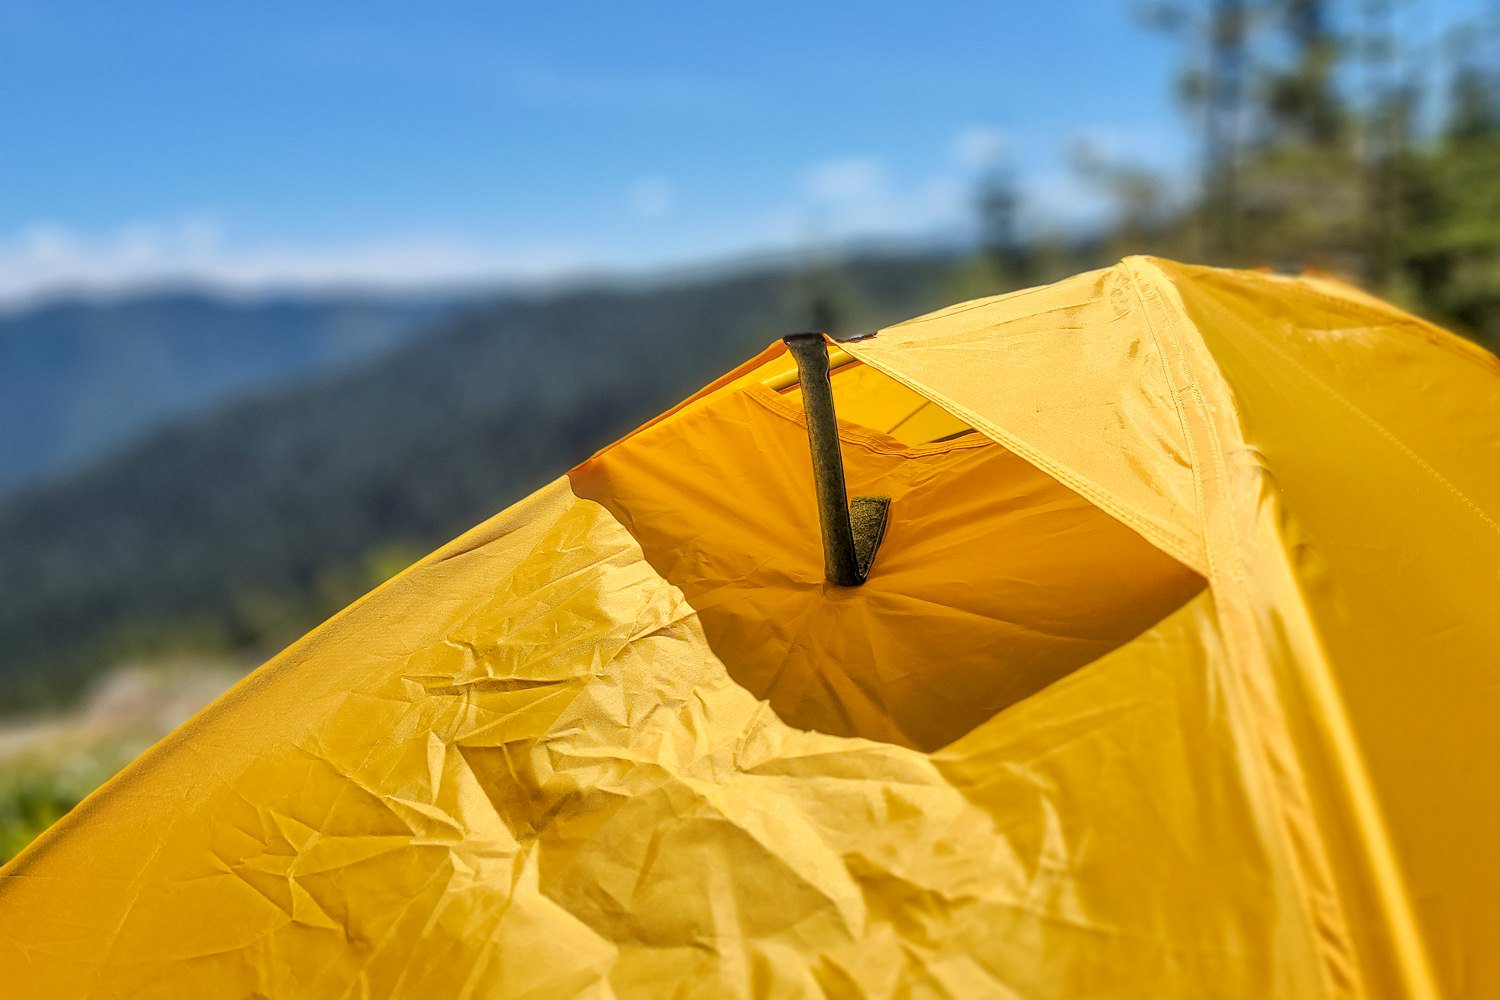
[0,290,470,493]
[0,249,978,709]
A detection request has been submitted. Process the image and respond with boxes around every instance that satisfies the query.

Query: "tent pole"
[782,333,889,586]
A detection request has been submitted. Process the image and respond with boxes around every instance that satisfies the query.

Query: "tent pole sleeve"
[783,333,883,586]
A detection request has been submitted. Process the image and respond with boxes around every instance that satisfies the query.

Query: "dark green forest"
[1070,0,1500,338]
[0,292,462,491]
[0,253,976,708]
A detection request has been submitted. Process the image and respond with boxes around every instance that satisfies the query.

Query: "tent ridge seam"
[1124,257,1376,1000]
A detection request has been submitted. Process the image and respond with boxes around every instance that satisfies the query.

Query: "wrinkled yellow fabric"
[0,496,1314,999]
[571,382,1202,751]
[1,257,1495,999]
[1158,261,1500,999]
[843,258,1500,998]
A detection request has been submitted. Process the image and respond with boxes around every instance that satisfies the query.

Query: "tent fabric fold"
[2,256,1495,999]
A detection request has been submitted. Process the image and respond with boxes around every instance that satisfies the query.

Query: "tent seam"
[1124,257,1367,1000]
[1191,287,1500,535]
[1228,267,1500,377]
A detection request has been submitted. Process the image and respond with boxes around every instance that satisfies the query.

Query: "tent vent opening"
[572,343,1205,751]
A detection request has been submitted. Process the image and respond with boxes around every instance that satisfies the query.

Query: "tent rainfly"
[2,257,1497,999]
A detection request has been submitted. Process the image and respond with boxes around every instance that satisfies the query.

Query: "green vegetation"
[0,292,462,493]
[0,662,243,861]
[0,253,998,711]
[0,775,83,862]
[1113,0,1500,347]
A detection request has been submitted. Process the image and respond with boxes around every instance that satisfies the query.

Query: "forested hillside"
[0,291,464,492]
[0,251,974,708]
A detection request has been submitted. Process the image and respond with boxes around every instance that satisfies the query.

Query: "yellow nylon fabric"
[0,496,1318,999]
[571,381,1203,751]
[778,362,972,445]
[1,257,1495,998]
[843,269,1210,574]
[843,257,1500,998]
[1154,260,1500,999]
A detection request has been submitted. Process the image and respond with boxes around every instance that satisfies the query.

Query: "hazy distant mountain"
[0,291,467,493]
[0,251,975,708]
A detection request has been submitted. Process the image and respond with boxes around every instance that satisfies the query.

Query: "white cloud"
[781,125,1155,246]
[1065,122,1190,175]
[1020,170,1115,230]
[802,156,889,205]
[0,219,590,305]
[915,174,968,222]
[1067,125,1136,162]
[789,155,972,242]
[0,122,1192,305]
[628,176,676,220]
[1051,122,1193,229]
[952,125,1011,169]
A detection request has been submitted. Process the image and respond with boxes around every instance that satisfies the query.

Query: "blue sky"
[0,1,1484,302]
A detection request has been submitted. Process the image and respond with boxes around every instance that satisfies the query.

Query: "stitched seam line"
[1209,266,1500,376]
[1127,258,1359,1000]
[1216,308,1500,536]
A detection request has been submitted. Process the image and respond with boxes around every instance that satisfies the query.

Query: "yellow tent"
[2,257,1497,998]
